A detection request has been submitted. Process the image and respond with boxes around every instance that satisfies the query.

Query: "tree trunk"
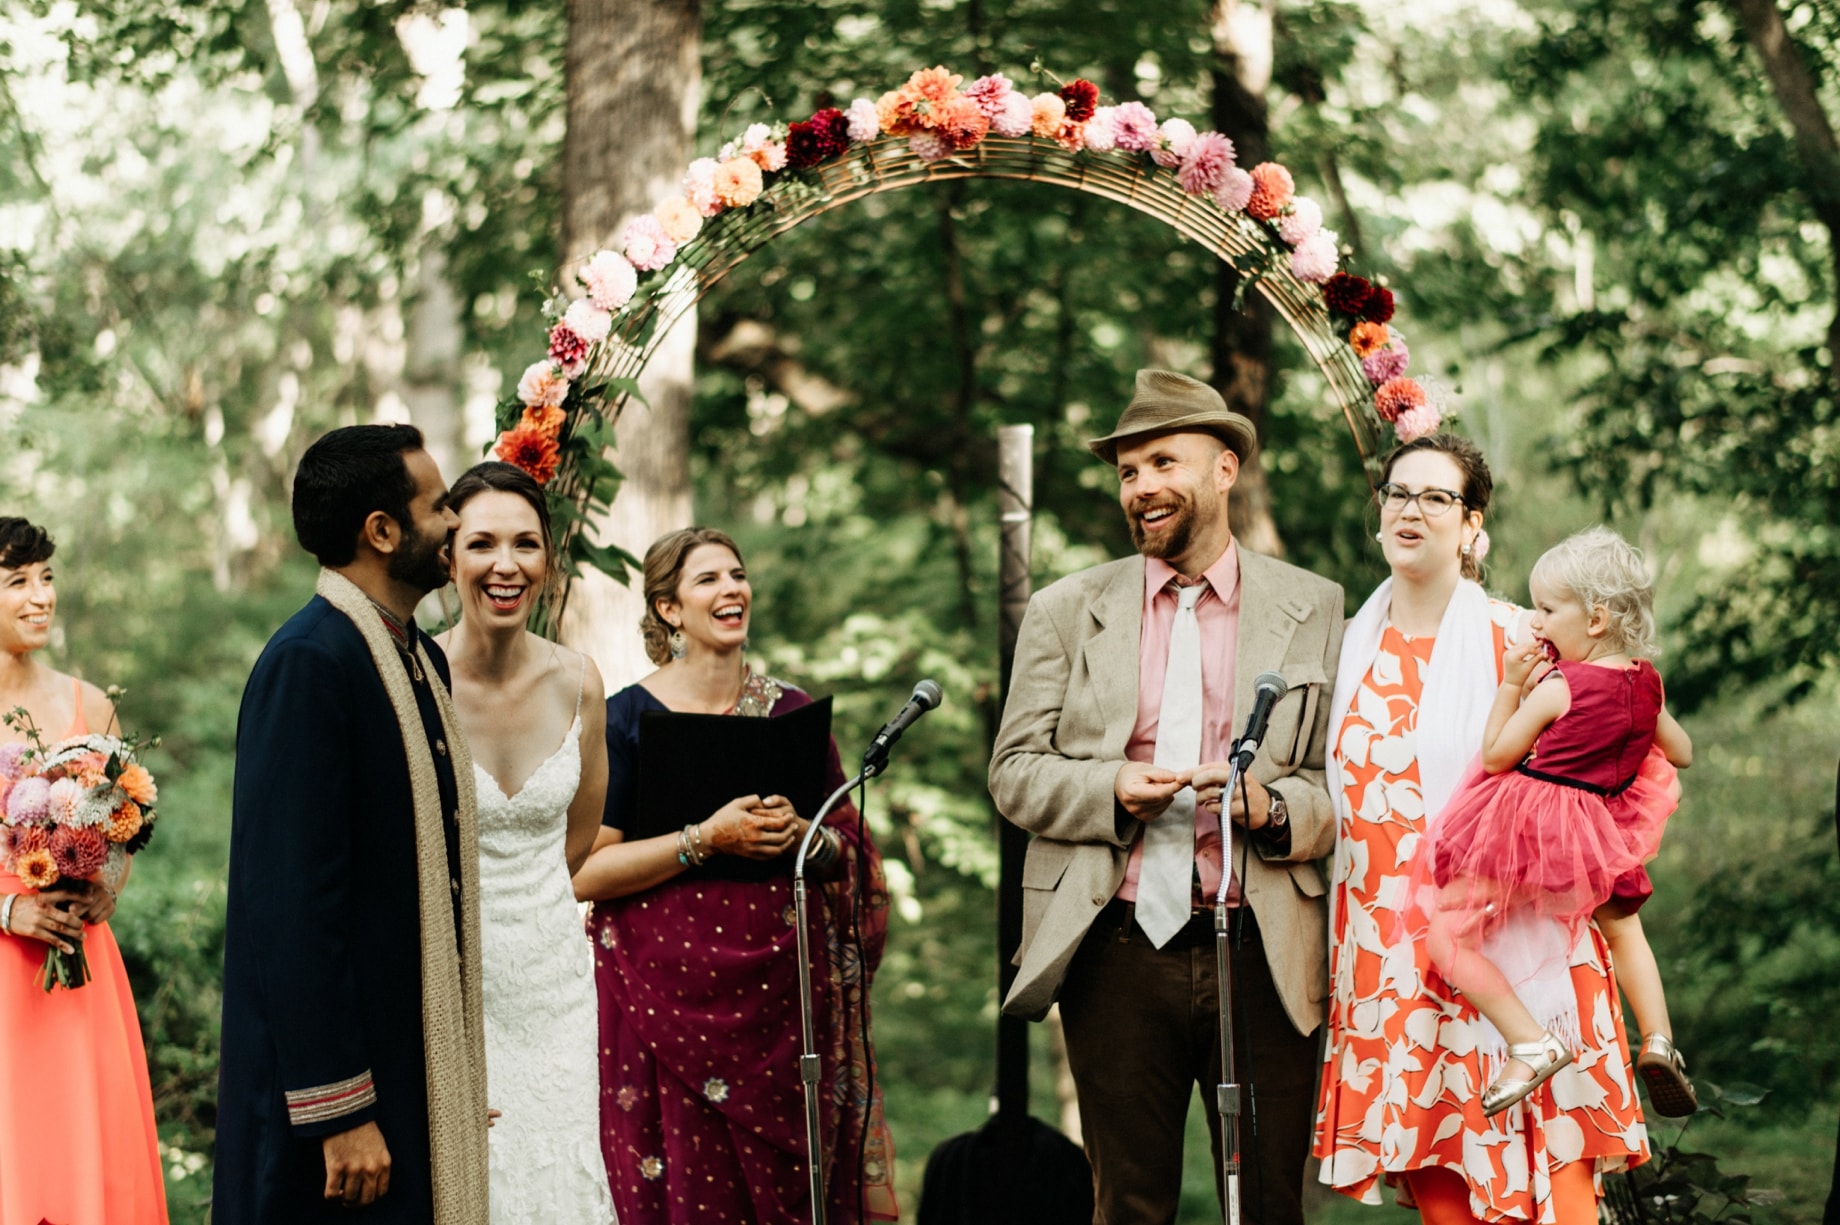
[1729,0,1840,370]
[403,241,467,484]
[557,0,702,685]
[1210,0,1284,556]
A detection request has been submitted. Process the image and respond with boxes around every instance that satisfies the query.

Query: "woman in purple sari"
[573,527,898,1225]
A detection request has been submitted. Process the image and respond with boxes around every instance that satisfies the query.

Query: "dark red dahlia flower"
[1060,79,1100,124]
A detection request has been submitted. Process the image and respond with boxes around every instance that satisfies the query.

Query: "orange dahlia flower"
[712,158,764,209]
[875,90,917,138]
[16,848,58,889]
[937,97,990,151]
[117,762,157,807]
[105,800,144,844]
[520,404,565,438]
[1030,93,1067,139]
[899,67,963,118]
[1349,321,1390,358]
[495,424,562,485]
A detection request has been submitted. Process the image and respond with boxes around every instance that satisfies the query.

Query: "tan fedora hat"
[1086,369,1258,465]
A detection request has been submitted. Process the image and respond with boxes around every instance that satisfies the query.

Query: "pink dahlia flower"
[683,158,723,217]
[966,73,1015,120]
[846,98,880,143]
[547,322,588,376]
[908,130,952,162]
[0,742,27,780]
[623,214,677,272]
[580,249,637,311]
[1152,118,1198,168]
[46,777,81,823]
[1084,106,1118,152]
[1279,197,1323,245]
[564,297,613,343]
[1111,102,1158,152]
[1361,333,1410,386]
[1215,166,1254,213]
[1178,132,1235,195]
[6,776,48,823]
[1394,403,1442,443]
[1289,232,1340,283]
[992,92,1033,138]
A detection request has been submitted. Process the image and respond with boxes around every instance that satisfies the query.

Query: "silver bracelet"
[807,827,842,869]
[1,893,17,934]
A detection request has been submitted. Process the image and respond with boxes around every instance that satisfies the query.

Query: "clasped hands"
[1115,761,1274,830]
[7,881,113,954]
[703,794,804,861]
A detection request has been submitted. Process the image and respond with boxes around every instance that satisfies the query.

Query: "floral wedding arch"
[491,66,1438,631]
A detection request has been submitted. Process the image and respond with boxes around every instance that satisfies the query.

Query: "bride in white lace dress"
[438,462,616,1224]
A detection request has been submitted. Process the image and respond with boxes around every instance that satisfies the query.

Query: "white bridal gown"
[476,715,616,1224]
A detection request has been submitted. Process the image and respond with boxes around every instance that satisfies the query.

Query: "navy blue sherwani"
[215,595,463,1223]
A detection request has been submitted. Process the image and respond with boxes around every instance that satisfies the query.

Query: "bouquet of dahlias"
[1,705,159,991]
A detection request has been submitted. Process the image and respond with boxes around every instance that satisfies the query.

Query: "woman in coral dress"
[0,516,167,1223]
[1312,440,1646,1225]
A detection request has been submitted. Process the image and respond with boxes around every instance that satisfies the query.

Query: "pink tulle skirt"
[1414,746,1680,950]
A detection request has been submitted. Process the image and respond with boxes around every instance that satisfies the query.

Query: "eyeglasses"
[1377,483,1465,517]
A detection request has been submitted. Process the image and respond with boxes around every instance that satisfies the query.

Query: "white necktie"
[1137,582,1204,949]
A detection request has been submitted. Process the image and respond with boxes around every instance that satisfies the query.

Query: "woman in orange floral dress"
[0,517,167,1224]
[1312,438,1647,1224]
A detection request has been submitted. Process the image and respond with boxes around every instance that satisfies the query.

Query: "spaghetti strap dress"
[0,679,168,1223]
[1421,660,1679,957]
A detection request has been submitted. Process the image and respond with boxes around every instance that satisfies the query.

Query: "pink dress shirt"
[1115,539,1241,906]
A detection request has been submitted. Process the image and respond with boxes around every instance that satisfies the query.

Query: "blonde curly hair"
[1529,526,1658,657]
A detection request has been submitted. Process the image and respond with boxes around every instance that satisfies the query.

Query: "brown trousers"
[1058,901,1319,1225]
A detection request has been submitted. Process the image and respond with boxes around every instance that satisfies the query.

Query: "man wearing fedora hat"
[990,369,1343,1224]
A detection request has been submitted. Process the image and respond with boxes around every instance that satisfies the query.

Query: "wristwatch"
[1263,788,1289,832]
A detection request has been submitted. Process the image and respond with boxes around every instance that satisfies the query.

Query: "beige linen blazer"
[990,549,1344,1034]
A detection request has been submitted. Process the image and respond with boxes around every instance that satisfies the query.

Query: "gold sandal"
[1636,1033,1699,1117]
[1482,1031,1574,1117]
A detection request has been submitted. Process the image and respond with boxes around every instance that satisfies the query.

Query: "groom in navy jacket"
[215,425,487,1223]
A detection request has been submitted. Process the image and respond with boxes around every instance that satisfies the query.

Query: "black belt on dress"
[1515,762,1636,798]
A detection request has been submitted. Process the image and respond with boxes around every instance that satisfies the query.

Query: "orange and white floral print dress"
[1312,601,1649,1222]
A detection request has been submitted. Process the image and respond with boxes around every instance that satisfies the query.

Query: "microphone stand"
[1212,736,1252,1225]
[791,765,871,1225]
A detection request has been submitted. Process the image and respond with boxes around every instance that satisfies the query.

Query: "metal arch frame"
[546,134,1385,618]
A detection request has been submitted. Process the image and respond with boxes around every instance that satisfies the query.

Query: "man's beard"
[388,520,449,595]
[1129,495,1199,560]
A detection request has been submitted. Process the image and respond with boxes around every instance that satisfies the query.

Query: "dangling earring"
[668,629,688,661]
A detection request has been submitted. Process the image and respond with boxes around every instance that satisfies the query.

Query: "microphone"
[863,680,944,775]
[1228,671,1289,771]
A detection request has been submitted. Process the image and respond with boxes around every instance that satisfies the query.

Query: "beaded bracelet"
[676,823,711,868]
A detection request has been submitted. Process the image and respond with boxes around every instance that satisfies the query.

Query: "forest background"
[2,0,1838,1220]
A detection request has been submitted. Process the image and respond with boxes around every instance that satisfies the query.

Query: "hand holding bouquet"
[0,701,159,991]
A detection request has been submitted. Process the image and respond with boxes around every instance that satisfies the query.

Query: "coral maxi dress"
[0,681,168,1223]
[1313,609,1648,1221]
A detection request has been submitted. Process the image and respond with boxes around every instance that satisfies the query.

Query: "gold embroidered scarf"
[317,569,488,1225]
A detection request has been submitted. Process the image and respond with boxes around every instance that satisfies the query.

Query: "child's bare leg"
[1428,904,1546,1076]
[1595,904,1672,1040]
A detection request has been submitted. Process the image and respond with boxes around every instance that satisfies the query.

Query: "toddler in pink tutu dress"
[1416,526,1696,1118]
